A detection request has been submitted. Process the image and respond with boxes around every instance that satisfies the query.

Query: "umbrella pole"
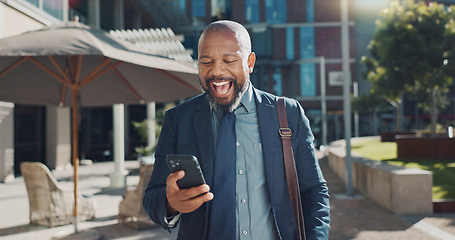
[72,90,80,233]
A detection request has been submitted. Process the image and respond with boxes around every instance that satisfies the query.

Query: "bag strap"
[276,97,306,240]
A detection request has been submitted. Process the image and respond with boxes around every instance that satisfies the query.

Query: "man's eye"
[200,61,212,65]
[225,60,236,63]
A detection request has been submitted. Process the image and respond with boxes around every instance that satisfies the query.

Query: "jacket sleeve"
[142,110,176,231]
[290,98,331,239]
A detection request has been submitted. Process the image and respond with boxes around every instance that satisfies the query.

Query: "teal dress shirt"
[212,83,279,240]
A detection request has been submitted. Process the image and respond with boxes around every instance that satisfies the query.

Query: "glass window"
[179,0,186,11]
[300,26,316,96]
[245,0,259,24]
[300,26,314,59]
[252,27,272,58]
[273,68,282,96]
[306,0,315,22]
[286,27,294,60]
[23,0,64,20]
[211,0,231,20]
[192,0,206,25]
[43,0,63,21]
[25,0,39,7]
[265,0,286,23]
[300,64,316,96]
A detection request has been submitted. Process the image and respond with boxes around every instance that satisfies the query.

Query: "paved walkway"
[1,153,455,239]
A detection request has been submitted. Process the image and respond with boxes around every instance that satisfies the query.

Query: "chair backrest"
[137,164,154,196]
[20,162,61,214]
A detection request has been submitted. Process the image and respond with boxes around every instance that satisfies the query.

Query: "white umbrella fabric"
[0,21,201,232]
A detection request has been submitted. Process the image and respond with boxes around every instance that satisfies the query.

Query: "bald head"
[197,20,256,112]
[199,20,252,54]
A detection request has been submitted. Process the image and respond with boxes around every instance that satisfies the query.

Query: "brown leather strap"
[276,97,306,240]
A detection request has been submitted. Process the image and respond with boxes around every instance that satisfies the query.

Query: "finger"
[180,184,210,200]
[178,192,214,213]
[166,171,186,212]
[167,170,185,190]
[166,184,213,213]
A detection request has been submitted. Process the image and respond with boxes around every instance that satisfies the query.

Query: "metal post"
[320,57,328,147]
[353,81,359,138]
[341,0,353,196]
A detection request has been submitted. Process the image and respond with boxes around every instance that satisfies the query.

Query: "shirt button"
[238,170,244,174]
[242,230,248,235]
[241,199,247,204]
[236,142,240,147]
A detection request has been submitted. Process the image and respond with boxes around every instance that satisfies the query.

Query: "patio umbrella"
[0,21,202,232]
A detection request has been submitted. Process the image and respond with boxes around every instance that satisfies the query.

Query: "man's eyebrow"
[199,55,211,60]
[199,53,239,59]
[224,53,239,57]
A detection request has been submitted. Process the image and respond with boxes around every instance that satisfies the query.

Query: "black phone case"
[166,154,206,189]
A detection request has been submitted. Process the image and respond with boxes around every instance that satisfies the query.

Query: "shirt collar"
[239,81,254,114]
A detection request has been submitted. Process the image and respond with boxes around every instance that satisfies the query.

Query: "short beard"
[202,77,248,113]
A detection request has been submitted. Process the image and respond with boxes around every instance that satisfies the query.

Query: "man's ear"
[247,52,256,73]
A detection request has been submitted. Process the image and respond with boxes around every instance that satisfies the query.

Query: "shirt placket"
[236,121,251,240]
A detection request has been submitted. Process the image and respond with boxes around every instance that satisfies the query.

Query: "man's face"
[198,30,255,112]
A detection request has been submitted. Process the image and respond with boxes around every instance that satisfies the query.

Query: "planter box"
[433,199,455,213]
[380,131,415,142]
[396,135,455,160]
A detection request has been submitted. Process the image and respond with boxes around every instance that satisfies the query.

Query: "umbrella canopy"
[0,21,202,232]
[0,21,201,106]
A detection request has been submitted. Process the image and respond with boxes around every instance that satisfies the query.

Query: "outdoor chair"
[20,162,96,227]
[118,163,155,229]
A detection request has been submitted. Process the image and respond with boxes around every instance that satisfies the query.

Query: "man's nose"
[210,61,226,77]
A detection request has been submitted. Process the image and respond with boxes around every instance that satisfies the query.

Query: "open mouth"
[211,80,233,96]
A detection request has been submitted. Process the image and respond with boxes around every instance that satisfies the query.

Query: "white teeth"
[213,81,229,86]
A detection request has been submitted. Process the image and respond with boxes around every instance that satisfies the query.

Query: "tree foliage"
[351,93,391,114]
[361,1,455,136]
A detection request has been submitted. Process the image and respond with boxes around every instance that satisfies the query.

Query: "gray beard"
[205,81,248,113]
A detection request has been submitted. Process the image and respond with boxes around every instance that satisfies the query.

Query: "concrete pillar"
[62,0,69,21]
[46,106,71,170]
[0,102,14,183]
[113,0,124,29]
[147,102,156,149]
[111,104,128,188]
[88,0,100,27]
[110,0,127,188]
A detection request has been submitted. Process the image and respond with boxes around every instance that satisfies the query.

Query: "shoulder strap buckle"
[279,128,292,137]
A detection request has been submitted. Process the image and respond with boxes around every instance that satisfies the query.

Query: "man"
[143,20,330,239]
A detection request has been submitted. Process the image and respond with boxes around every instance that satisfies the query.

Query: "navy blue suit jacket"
[143,87,330,239]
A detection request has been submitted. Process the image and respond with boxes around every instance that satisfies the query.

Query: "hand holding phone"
[166,154,206,189]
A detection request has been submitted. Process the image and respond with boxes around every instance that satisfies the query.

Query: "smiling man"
[143,20,330,240]
[198,22,254,113]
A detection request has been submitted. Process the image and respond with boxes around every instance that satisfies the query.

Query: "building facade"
[3,0,454,181]
[0,0,65,181]
[137,0,379,145]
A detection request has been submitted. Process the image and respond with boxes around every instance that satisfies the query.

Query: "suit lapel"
[192,96,215,188]
[254,88,280,192]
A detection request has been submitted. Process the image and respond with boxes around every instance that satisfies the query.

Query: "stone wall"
[328,138,433,214]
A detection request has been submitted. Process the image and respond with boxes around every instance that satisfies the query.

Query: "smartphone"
[166,154,206,189]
